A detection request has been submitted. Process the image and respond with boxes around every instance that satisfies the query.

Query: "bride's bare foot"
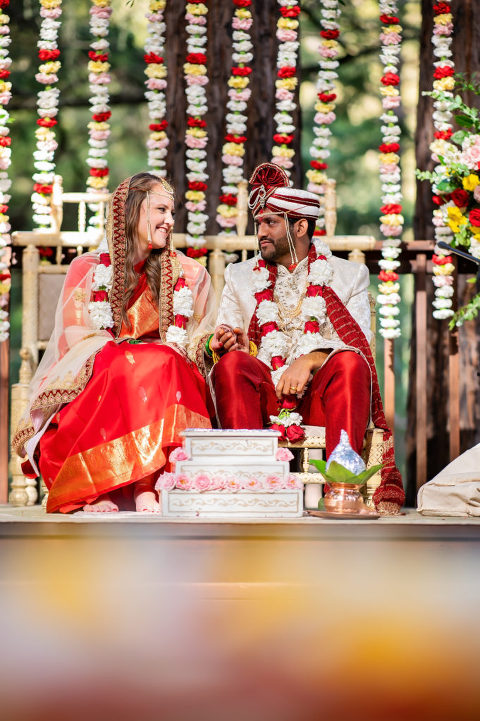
[134,487,162,513]
[83,494,119,513]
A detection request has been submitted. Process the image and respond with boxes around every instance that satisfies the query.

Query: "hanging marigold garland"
[215,0,253,238]
[377,1,404,340]
[144,0,169,176]
[271,0,300,177]
[429,1,455,321]
[86,0,112,235]
[183,0,209,262]
[305,0,341,236]
[32,0,62,230]
[0,0,11,342]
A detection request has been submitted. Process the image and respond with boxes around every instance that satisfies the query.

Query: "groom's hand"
[211,325,239,354]
[232,327,249,353]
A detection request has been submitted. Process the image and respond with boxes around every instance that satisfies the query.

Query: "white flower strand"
[0,6,12,341]
[144,0,169,176]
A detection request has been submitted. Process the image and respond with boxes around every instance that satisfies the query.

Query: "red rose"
[434,129,452,140]
[225,134,246,143]
[0,204,8,213]
[260,321,277,336]
[270,423,286,441]
[313,229,326,236]
[0,137,10,146]
[0,70,10,79]
[320,30,339,39]
[381,203,402,214]
[306,284,323,297]
[379,270,399,282]
[280,5,300,18]
[305,320,320,334]
[318,92,336,103]
[433,66,455,79]
[0,0,10,7]
[39,49,61,61]
[90,168,109,177]
[432,195,446,206]
[379,142,400,154]
[451,189,470,208]
[469,209,480,227]
[187,118,206,128]
[234,0,252,6]
[282,397,298,410]
[186,247,207,258]
[39,247,54,257]
[89,51,108,62]
[310,160,328,170]
[381,72,400,86]
[273,133,293,144]
[149,121,168,131]
[255,289,274,303]
[188,181,207,191]
[92,111,111,123]
[37,118,57,127]
[278,66,296,78]
[175,277,187,289]
[380,14,399,23]
[432,254,452,265]
[99,253,111,266]
[0,272,10,281]
[174,315,187,328]
[220,194,237,206]
[271,356,286,370]
[286,425,305,443]
[144,52,163,64]
[33,183,53,194]
[93,290,108,302]
[232,67,252,76]
[186,53,207,64]
[433,3,451,15]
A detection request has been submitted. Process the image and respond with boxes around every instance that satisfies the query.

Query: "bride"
[13,172,217,513]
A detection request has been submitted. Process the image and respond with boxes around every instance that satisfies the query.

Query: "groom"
[210,162,404,514]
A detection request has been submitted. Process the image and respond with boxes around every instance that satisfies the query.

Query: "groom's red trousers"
[212,349,371,457]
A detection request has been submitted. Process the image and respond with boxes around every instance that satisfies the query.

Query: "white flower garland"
[32,0,62,229]
[429,1,456,320]
[271,0,300,177]
[377,1,404,340]
[183,1,209,262]
[144,0,169,176]
[86,0,112,236]
[0,1,11,342]
[305,0,341,235]
[216,0,253,238]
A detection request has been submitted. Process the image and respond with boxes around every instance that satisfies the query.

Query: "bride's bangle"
[205,333,214,358]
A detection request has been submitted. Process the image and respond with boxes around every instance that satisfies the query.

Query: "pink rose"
[276,29,297,42]
[314,112,336,125]
[169,447,189,463]
[194,474,212,492]
[266,475,282,491]
[175,474,193,491]
[272,157,293,169]
[287,475,303,490]
[276,448,294,462]
[146,78,167,91]
[275,88,295,101]
[186,75,208,86]
[155,473,175,492]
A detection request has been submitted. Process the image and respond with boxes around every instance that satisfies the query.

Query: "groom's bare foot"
[84,494,119,513]
[134,488,162,513]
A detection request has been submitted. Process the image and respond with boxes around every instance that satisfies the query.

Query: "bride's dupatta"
[13,176,217,470]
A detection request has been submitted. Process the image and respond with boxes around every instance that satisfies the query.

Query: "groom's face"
[257,213,292,263]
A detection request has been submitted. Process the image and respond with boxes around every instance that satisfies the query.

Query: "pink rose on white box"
[276,448,294,462]
[169,447,190,463]
[155,472,176,492]
[194,474,212,492]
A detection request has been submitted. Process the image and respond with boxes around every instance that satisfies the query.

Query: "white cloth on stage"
[417,443,480,516]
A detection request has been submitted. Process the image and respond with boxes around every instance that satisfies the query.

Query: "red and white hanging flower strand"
[32,0,62,230]
[144,0,169,176]
[0,0,12,341]
[430,1,456,321]
[271,0,300,177]
[216,0,253,238]
[377,1,404,340]
[306,0,341,236]
[86,0,112,227]
[184,0,209,262]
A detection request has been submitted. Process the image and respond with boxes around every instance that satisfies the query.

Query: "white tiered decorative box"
[159,429,303,519]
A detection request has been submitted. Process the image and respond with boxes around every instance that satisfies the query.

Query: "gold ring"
[290,386,297,392]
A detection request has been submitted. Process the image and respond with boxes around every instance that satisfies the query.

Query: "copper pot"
[323,481,366,514]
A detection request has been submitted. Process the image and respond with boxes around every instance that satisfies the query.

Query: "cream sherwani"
[216,254,372,361]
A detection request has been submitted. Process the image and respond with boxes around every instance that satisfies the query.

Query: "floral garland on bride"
[88,252,194,345]
[252,237,334,442]
[0,0,11,342]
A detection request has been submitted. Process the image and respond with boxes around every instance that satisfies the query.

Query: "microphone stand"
[436,240,480,287]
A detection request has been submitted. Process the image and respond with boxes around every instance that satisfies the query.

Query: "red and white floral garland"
[216,0,253,238]
[377,1,404,340]
[252,237,334,442]
[0,0,11,342]
[86,0,112,234]
[144,0,169,176]
[430,1,456,320]
[89,252,194,347]
[183,0,209,262]
[32,0,62,229]
[305,0,341,236]
[271,0,300,177]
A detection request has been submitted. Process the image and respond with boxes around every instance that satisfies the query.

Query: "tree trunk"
[408,0,480,503]
[165,0,302,235]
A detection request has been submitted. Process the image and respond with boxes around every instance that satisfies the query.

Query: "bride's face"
[136,183,175,254]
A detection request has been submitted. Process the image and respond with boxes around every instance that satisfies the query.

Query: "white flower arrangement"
[0,0,9,343]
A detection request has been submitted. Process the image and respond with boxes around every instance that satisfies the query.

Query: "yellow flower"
[435,13,453,25]
[380,214,404,226]
[278,18,299,30]
[321,40,338,49]
[149,0,166,10]
[447,206,467,224]
[151,131,167,141]
[463,174,480,191]
[87,176,109,190]
[380,85,399,97]
[183,63,206,76]
[186,190,205,202]
[379,152,400,164]
[35,127,55,141]
[217,205,237,218]
[275,77,298,90]
[314,101,334,113]
[433,77,455,92]
[41,0,62,8]
[145,64,167,79]
[223,142,245,157]
[186,3,207,15]
[272,146,295,159]
[88,61,110,74]
[187,128,206,138]
[383,24,402,33]
[236,8,252,19]
[39,61,61,74]
[0,81,11,93]
[228,76,249,89]
[433,262,455,276]
[93,0,111,6]
[306,169,326,184]
[0,213,8,223]
[0,13,9,25]
[0,280,11,294]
